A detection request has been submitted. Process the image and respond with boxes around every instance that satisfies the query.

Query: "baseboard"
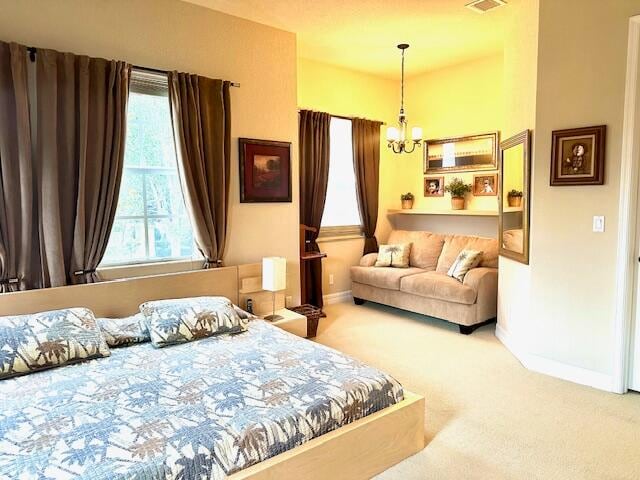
[495,324,616,392]
[323,290,352,305]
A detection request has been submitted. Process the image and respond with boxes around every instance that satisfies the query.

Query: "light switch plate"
[593,215,605,232]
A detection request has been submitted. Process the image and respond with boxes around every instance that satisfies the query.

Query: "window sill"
[317,233,364,243]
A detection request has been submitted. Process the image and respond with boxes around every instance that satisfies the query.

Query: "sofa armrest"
[463,267,498,291]
[463,267,498,322]
[359,253,378,267]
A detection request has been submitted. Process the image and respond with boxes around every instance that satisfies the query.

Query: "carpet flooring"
[314,301,640,480]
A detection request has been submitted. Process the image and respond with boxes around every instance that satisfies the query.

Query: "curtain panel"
[352,118,382,255]
[298,110,331,308]
[0,42,37,292]
[36,49,130,286]
[168,72,231,268]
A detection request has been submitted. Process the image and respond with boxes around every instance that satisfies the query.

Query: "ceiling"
[182,0,509,79]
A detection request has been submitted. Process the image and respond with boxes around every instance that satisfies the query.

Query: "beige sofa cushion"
[400,271,477,305]
[436,235,498,273]
[387,230,446,270]
[351,266,425,290]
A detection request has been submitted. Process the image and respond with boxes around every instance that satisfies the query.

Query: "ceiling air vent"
[465,0,507,13]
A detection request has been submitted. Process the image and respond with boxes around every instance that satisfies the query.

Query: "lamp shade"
[262,257,287,292]
[386,126,400,141]
[411,127,423,141]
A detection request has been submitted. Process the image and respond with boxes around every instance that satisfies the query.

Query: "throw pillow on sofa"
[375,243,412,268]
[447,249,483,282]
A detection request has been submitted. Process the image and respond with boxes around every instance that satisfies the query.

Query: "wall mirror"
[499,130,531,264]
[424,131,499,173]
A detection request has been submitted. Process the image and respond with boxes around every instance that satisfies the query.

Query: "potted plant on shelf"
[507,189,523,207]
[445,177,472,210]
[400,192,414,209]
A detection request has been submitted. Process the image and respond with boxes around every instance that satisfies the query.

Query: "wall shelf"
[388,209,499,217]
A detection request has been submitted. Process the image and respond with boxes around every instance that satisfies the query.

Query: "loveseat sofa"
[350,230,498,334]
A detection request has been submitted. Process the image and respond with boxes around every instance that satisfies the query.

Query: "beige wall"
[297,57,399,295]
[0,0,301,303]
[499,0,640,386]
[527,0,640,375]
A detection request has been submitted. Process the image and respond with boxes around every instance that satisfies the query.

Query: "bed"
[0,267,425,479]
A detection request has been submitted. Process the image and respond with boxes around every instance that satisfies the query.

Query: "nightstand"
[262,308,307,337]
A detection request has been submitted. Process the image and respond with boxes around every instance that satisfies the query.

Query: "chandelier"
[386,44,422,154]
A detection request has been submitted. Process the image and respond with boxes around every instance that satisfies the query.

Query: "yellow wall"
[297,55,504,295]
[497,0,538,346]
[0,0,301,303]
[398,54,504,213]
[297,57,398,296]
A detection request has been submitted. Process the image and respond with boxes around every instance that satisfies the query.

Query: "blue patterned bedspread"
[0,320,403,479]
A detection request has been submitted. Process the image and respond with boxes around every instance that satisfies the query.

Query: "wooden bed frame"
[0,268,426,479]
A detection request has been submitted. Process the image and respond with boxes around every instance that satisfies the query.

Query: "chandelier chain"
[400,47,405,115]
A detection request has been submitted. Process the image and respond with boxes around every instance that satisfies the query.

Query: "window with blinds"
[101,69,197,266]
[320,117,363,237]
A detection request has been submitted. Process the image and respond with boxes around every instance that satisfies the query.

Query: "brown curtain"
[0,42,37,292]
[352,118,382,255]
[36,48,130,286]
[168,72,231,268]
[299,110,331,308]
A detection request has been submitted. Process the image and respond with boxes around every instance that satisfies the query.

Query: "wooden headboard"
[0,267,239,318]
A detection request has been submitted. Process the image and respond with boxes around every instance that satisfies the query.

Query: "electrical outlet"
[593,215,605,233]
[329,274,334,285]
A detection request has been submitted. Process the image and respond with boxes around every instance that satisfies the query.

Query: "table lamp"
[262,256,286,321]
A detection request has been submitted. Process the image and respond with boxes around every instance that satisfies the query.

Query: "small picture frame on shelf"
[473,173,498,196]
[424,176,445,197]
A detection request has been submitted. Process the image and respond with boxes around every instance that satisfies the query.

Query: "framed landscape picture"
[424,176,445,197]
[473,173,498,196]
[424,131,499,174]
[550,125,606,186]
[239,138,292,202]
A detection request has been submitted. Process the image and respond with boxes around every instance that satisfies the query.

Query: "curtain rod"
[26,47,240,88]
[298,109,386,126]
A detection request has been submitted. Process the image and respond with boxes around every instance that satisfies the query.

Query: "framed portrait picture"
[424,132,499,174]
[239,138,292,202]
[424,176,445,197]
[473,173,498,196]
[550,125,606,186]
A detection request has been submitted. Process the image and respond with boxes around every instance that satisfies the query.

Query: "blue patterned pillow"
[140,296,247,348]
[0,307,111,380]
[97,313,150,347]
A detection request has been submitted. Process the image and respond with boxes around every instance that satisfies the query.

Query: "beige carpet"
[314,301,640,480]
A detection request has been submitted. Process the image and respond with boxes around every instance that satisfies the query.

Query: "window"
[101,71,196,266]
[320,117,362,236]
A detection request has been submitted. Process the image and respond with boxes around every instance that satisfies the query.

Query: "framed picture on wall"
[550,125,606,186]
[423,131,499,174]
[473,173,498,196]
[239,138,292,202]
[424,176,445,197]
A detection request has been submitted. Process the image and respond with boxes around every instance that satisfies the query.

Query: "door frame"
[614,15,640,394]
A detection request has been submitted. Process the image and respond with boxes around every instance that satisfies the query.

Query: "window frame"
[319,116,363,239]
[100,69,198,267]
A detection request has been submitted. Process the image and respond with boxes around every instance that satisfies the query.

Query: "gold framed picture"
[424,176,445,197]
[550,125,606,186]
[473,173,498,196]
[423,132,499,174]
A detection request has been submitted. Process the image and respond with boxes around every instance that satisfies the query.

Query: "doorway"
[616,15,640,393]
